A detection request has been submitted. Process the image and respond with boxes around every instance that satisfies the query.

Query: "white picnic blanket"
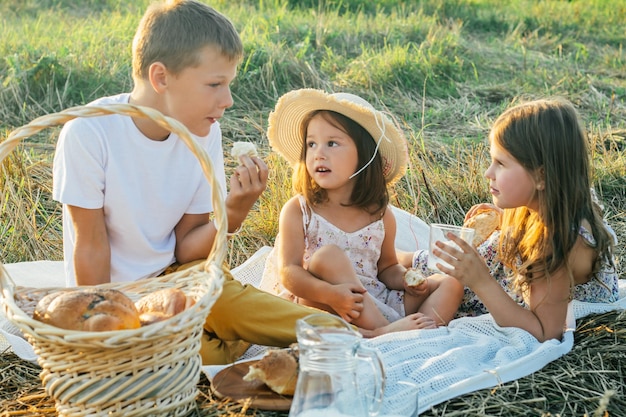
[369,297,624,415]
[207,247,625,415]
[205,207,626,415]
[2,207,624,415]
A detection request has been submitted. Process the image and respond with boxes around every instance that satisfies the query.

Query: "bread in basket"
[0,103,227,416]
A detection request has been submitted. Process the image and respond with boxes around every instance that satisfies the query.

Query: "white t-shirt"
[52,93,227,286]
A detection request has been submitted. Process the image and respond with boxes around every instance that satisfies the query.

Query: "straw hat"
[267,88,408,184]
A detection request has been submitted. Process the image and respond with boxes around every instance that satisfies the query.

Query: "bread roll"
[134,288,191,325]
[33,288,141,332]
[243,345,299,396]
[463,207,501,246]
[138,311,171,326]
[404,268,426,287]
[231,141,258,159]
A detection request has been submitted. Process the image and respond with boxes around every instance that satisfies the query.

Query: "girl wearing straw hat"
[261,89,464,330]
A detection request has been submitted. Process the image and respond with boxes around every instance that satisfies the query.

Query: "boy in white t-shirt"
[52,0,323,364]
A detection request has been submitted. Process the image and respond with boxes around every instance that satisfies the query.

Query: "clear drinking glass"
[427,224,475,272]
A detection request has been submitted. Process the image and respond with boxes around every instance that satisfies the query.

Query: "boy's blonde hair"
[132,0,243,81]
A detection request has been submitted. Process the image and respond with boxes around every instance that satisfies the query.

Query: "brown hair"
[132,0,243,81]
[292,110,389,214]
[491,99,615,293]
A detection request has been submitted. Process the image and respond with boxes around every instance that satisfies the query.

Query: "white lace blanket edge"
[368,297,624,415]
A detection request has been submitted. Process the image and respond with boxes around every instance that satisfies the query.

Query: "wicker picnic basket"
[0,104,227,416]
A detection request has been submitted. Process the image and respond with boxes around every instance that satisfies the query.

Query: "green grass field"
[1,0,624,267]
[0,0,624,415]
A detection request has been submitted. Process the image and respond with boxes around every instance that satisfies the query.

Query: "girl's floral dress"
[261,195,405,322]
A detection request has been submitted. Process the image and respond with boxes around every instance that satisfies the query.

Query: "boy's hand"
[225,155,268,232]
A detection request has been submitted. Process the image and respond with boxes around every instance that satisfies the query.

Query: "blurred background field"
[0,0,624,416]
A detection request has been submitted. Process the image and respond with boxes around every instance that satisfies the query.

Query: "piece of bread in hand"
[231,141,258,159]
[135,288,192,326]
[404,268,426,287]
[463,207,501,247]
[243,344,299,396]
[33,288,141,332]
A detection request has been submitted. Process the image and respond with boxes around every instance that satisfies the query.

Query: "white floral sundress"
[261,195,405,322]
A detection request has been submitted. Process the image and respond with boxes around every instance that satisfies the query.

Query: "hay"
[1,308,624,416]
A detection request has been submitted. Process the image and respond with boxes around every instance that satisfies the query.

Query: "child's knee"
[308,244,350,275]
[396,250,414,268]
[428,274,463,297]
[442,276,465,299]
[310,244,344,261]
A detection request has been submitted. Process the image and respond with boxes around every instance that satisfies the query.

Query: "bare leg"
[305,245,440,333]
[304,245,390,330]
[412,274,463,326]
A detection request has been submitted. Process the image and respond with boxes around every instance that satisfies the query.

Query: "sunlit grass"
[1,0,625,269]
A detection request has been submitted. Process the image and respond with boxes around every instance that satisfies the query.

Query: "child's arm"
[67,205,111,285]
[465,263,570,342]
[377,209,405,290]
[275,198,365,322]
[174,155,268,264]
[378,209,428,296]
[435,232,590,342]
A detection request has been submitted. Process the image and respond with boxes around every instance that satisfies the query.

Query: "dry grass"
[1,309,623,416]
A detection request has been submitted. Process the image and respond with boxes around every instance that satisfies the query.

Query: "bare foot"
[359,313,437,338]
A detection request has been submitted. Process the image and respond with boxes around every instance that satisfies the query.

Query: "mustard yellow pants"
[165,260,321,365]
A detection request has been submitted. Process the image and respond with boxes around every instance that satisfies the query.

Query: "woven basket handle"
[0,103,228,272]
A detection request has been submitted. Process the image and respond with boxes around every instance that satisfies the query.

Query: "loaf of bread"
[231,141,258,159]
[33,288,141,332]
[463,207,501,247]
[243,344,299,396]
[135,288,192,326]
[404,268,426,287]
